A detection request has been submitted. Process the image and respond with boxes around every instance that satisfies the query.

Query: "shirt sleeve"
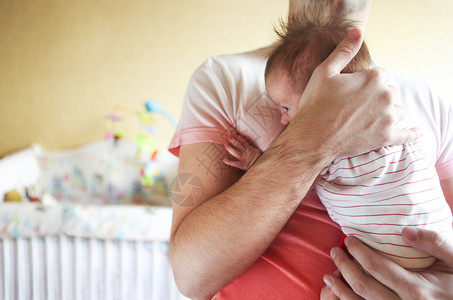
[434,87,453,180]
[168,56,236,157]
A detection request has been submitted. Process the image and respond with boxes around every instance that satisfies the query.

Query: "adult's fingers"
[402,227,453,266]
[343,237,413,298]
[316,28,363,78]
[228,136,246,152]
[387,103,422,146]
[329,245,399,299]
[222,158,245,170]
[394,105,406,124]
[232,134,250,149]
[387,127,423,147]
[224,144,242,161]
[320,284,340,300]
[322,272,360,300]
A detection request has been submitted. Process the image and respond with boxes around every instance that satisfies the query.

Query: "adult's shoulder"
[386,68,452,111]
[386,67,453,170]
[185,47,272,107]
[386,68,431,94]
[213,47,271,67]
[194,47,271,81]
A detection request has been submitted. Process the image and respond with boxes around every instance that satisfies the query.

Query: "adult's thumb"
[317,28,364,78]
[402,227,453,265]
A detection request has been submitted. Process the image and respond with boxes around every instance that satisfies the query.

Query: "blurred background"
[1,0,452,157]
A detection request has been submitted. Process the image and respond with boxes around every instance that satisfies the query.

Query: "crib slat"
[140,242,150,300]
[17,238,30,300]
[135,241,143,300]
[104,240,113,300]
[10,239,16,300]
[0,240,3,300]
[98,239,106,300]
[45,237,53,300]
[59,236,67,300]
[119,241,126,300]
[10,237,17,300]
[74,238,79,300]
[31,237,44,300]
[3,238,10,300]
[127,241,138,300]
[30,238,37,300]
[111,241,120,300]
[88,239,97,300]
[74,237,89,300]
[67,237,75,300]
[153,242,168,300]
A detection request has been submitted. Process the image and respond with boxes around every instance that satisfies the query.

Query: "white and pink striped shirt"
[317,142,452,270]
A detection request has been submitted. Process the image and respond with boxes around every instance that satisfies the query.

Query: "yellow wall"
[1,0,452,156]
[366,0,453,95]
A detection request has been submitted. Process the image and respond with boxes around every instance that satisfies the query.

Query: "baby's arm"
[223,133,262,171]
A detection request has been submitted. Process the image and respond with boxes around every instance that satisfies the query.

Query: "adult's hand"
[320,227,453,299]
[291,28,422,160]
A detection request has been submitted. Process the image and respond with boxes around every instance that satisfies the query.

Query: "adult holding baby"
[168,0,453,299]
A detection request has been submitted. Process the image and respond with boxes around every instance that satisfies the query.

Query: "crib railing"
[0,236,187,300]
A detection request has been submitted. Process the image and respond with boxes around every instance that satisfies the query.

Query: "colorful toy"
[145,100,178,127]
[105,101,176,187]
[105,114,125,143]
[26,184,43,202]
[4,189,22,202]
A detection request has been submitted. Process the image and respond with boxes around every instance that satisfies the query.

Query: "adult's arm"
[170,29,420,300]
[321,177,453,300]
[289,0,374,32]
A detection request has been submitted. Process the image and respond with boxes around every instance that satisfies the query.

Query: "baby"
[224,0,452,270]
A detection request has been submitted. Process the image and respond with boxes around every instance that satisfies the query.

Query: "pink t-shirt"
[169,48,453,298]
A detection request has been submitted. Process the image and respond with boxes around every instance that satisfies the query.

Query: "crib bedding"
[37,140,178,206]
[0,203,172,241]
[0,140,178,241]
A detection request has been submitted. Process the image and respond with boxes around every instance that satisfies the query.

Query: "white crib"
[0,140,188,300]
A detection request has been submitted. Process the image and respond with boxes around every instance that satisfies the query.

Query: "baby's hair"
[265,0,372,92]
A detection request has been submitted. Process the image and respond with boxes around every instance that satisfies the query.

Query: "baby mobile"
[104,100,177,187]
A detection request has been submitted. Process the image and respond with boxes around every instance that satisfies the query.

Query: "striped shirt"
[317,142,453,269]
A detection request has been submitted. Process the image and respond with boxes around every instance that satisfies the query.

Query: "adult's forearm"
[289,0,373,30]
[170,134,332,299]
[335,0,373,31]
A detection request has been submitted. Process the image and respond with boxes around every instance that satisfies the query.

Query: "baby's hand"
[223,133,262,171]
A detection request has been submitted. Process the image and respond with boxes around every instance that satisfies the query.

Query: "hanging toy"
[105,113,125,143]
[105,101,177,187]
[145,100,178,127]
[136,132,159,186]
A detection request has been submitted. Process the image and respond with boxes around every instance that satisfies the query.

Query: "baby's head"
[265,0,372,125]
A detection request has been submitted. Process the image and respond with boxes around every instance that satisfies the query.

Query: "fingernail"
[404,227,419,241]
[344,236,350,247]
[347,28,361,40]
[323,276,332,288]
[330,248,337,259]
